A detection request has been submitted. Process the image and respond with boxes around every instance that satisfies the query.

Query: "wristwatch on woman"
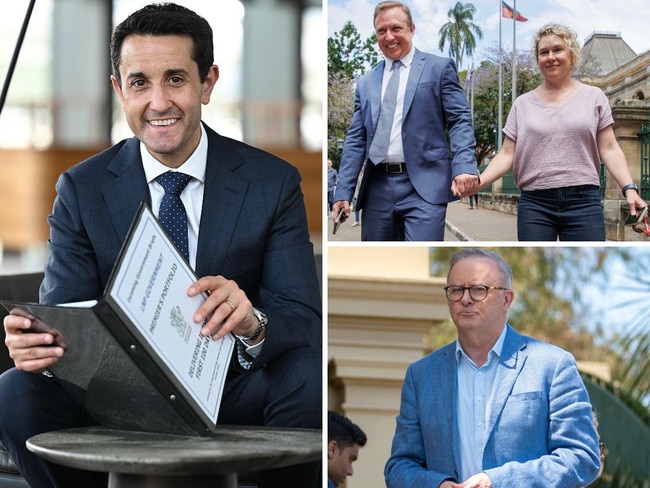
[622,183,639,197]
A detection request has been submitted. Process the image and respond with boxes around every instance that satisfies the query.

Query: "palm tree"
[438,1,483,70]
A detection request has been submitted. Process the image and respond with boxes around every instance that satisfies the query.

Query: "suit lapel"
[103,138,150,242]
[195,128,248,278]
[403,49,425,120]
[441,344,463,478]
[484,326,527,445]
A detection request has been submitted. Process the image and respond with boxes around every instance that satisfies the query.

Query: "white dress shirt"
[140,124,263,366]
[379,48,415,163]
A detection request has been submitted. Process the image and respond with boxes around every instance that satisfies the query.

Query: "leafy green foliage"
[327,21,380,165]
[327,21,379,80]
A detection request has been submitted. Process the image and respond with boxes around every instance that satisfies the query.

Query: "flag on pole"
[502,1,527,21]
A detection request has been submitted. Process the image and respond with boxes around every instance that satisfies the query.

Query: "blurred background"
[0,0,323,274]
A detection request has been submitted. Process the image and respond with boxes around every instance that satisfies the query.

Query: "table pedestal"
[109,473,237,488]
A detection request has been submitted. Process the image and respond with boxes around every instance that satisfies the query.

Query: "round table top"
[27,425,321,476]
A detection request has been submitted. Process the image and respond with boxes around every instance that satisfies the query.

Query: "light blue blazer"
[334,49,477,207]
[385,325,600,488]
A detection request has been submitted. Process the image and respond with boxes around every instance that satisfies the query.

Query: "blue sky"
[327,0,649,69]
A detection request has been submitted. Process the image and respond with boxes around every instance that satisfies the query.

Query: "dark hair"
[328,411,367,447]
[110,2,213,86]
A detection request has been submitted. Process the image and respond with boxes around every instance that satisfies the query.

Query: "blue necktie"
[156,171,192,261]
[368,59,402,165]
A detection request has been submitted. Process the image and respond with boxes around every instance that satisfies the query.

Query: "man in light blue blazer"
[385,249,600,488]
[332,1,479,241]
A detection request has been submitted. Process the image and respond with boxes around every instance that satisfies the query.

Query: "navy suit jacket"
[334,49,477,207]
[40,123,321,371]
[385,325,600,488]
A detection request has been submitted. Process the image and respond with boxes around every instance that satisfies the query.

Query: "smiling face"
[374,6,415,61]
[111,34,219,168]
[446,256,513,336]
[536,34,573,82]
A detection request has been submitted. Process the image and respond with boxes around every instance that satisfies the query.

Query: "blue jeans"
[517,185,605,241]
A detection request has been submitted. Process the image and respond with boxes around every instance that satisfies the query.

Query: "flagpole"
[512,0,517,105]
[470,59,475,124]
[498,0,503,150]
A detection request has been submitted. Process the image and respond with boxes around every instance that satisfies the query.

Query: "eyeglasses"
[444,285,508,302]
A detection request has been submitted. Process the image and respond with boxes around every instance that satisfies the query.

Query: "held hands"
[451,174,480,198]
[3,314,63,373]
[188,276,261,343]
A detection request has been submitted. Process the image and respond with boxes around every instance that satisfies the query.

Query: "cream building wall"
[328,246,449,488]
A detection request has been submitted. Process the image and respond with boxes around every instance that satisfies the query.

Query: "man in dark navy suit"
[0,4,321,488]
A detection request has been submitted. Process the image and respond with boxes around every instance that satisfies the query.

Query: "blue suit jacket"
[40,123,321,371]
[385,325,600,488]
[334,49,477,207]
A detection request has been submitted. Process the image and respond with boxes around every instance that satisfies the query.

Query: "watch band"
[622,183,638,197]
[243,308,267,343]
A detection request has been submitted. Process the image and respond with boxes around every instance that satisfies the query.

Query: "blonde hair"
[373,1,413,29]
[533,23,581,72]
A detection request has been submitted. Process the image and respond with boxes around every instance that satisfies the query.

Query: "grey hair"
[447,248,513,288]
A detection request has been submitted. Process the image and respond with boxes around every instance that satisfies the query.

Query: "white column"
[242,0,300,147]
[52,0,111,147]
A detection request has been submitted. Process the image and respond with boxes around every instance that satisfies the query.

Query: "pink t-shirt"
[503,84,613,191]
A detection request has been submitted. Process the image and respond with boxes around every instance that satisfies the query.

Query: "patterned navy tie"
[156,171,192,260]
[368,59,403,165]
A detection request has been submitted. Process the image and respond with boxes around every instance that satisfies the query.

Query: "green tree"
[327,21,380,164]
[438,1,483,70]
[327,72,355,162]
[327,21,379,80]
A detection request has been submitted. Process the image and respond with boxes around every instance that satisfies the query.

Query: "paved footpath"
[328,200,518,242]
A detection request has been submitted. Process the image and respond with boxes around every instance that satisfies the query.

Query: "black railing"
[637,114,650,200]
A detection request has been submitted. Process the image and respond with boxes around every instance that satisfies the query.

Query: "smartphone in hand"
[332,210,345,235]
[624,206,648,226]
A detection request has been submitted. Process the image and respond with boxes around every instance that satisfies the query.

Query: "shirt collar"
[382,47,415,70]
[141,123,207,184]
[455,324,508,365]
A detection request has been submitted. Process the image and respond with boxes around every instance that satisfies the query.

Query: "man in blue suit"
[385,249,600,487]
[332,1,479,241]
[0,4,320,488]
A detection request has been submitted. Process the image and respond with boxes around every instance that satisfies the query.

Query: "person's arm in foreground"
[385,366,456,487]
[332,82,368,224]
[454,137,516,198]
[189,164,321,364]
[482,351,600,488]
[597,125,647,216]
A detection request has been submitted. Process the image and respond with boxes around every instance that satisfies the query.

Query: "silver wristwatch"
[242,308,267,344]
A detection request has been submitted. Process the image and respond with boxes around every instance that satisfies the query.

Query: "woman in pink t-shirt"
[456,23,647,241]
